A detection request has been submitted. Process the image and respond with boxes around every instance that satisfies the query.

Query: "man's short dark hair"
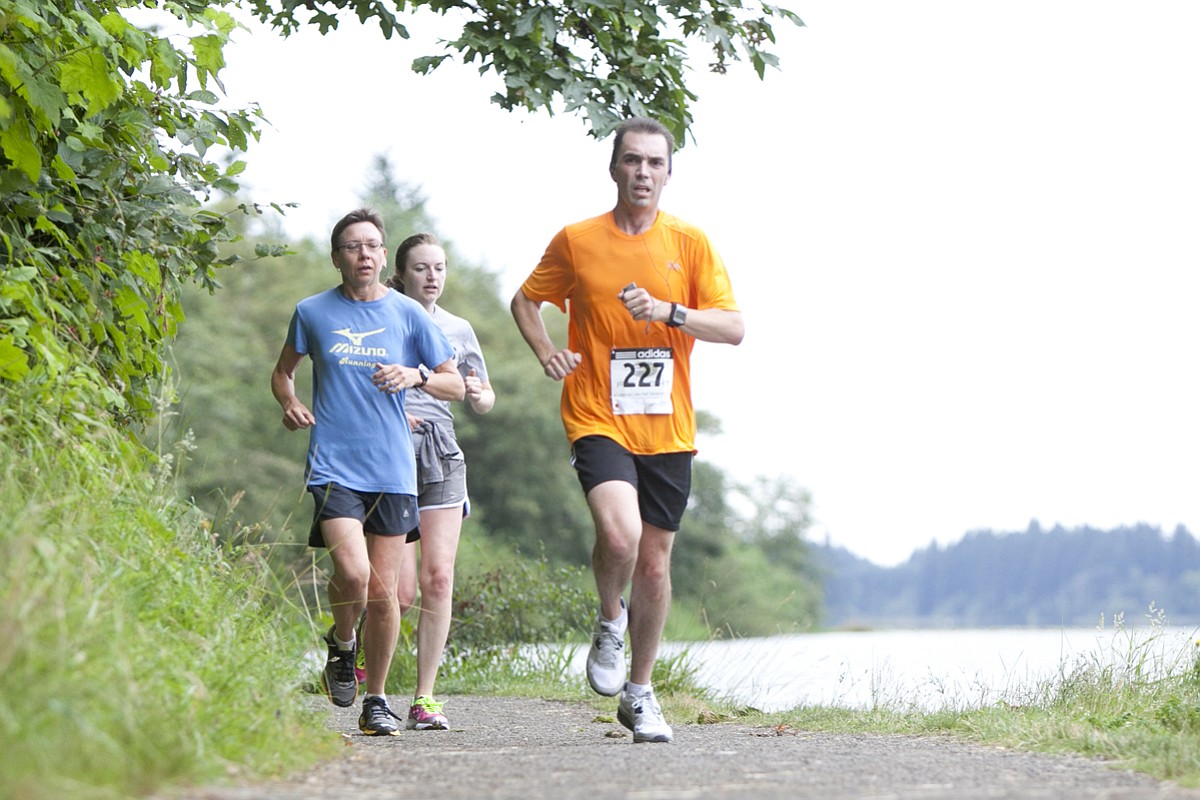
[330,208,386,253]
[609,117,675,175]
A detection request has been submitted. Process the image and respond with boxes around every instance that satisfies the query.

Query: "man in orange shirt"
[511,117,744,743]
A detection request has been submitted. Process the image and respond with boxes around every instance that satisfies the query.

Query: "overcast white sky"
[219,2,1200,566]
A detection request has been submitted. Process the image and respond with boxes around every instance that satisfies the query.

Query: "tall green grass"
[0,430,335,799]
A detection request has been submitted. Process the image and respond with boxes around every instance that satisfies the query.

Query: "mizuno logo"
[332,327,385,346]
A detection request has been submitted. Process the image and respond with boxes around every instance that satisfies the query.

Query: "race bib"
[610,347,674,415]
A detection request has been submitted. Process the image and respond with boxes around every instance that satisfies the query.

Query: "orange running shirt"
[520,211,739,455]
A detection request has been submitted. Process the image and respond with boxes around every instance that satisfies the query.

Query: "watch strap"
[667,302,688,328]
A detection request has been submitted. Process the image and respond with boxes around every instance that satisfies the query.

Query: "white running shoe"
[585,599,627,696]
[617,688,674,743]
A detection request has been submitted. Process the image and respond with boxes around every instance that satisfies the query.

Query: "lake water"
[568,625,1200,712]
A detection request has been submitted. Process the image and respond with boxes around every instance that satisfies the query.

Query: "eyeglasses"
[336,241,384,253]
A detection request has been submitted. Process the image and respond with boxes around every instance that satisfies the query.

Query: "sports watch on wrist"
[417,364,431,387]
[667,302,688,328]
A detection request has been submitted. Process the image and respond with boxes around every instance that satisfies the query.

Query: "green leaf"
[60,49,123,113]
[149,37,183,88]
[0,42,20,94]
[124,251,162,291]
[1,266,38,284]
[0,124,41,180]
[0,336,31,381]
[412,54,451,74]
[99,11,131,37]
[203,8,239,36]
[190,34,227,79]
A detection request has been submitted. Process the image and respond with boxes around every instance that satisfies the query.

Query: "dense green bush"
[0,0,273,437]
[450,553,595,657]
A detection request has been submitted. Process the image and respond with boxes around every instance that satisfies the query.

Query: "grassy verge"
[0,432,336,800]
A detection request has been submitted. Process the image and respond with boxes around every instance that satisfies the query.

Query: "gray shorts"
[417,454,468,512]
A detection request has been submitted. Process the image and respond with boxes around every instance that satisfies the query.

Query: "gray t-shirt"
[406,304,489,426]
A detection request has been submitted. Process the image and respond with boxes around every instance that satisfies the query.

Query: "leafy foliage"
[674,465,822,634]
[450,554,595,654]
[0,0,273,438]
[244,0,804,144]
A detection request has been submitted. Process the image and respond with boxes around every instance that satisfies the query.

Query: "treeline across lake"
[817,521,1200,629]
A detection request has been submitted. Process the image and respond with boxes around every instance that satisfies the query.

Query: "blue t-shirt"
[286,287,455,494]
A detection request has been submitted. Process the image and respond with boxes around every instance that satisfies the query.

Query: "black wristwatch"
[417,364,431,387]
[667,302,688,328]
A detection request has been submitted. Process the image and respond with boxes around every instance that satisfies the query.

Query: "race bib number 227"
[610,347,674,415]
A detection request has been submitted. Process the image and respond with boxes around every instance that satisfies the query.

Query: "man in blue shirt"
[271,208,462,736]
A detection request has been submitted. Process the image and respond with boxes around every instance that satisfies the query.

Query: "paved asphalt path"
[168,695,1200,800]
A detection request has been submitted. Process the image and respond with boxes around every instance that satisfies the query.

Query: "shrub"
[450,555,595,657]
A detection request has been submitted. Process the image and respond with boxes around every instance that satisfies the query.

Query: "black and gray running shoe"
[359,695,402,736]
[320,626,358,708]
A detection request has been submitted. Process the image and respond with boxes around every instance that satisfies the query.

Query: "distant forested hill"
[815,522,1200,628]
